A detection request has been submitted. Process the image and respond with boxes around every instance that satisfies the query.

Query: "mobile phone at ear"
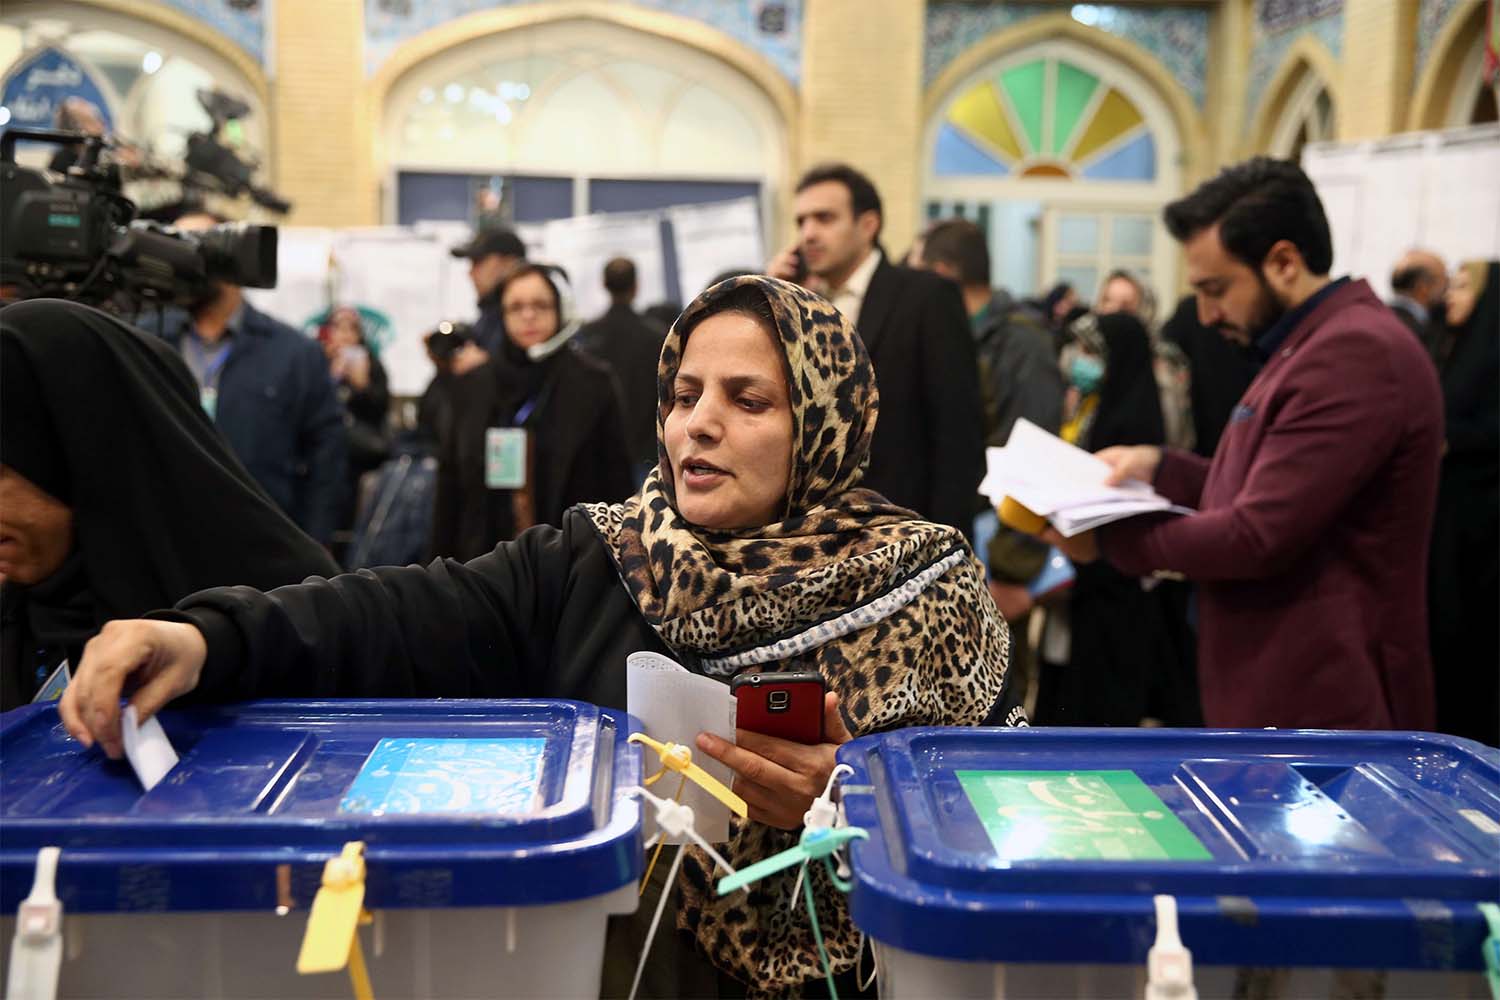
[791,248,809,283]
[731,671,825,744]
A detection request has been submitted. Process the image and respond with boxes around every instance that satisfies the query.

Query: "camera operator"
[417,321,470,448]
[153,211,347,546]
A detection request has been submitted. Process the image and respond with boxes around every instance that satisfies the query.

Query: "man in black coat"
[574,257,666,481]
[769,164,985,536]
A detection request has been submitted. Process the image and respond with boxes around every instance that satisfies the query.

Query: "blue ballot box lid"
[0,699,642,913]
[837,727,1500,970]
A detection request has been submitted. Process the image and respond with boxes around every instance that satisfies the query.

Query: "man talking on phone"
[767,164,985,539]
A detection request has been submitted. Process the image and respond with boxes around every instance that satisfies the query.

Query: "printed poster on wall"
[667,197,765,303]
[539,210,668,322]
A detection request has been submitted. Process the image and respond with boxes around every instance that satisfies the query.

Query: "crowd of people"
[0,154,1495,996]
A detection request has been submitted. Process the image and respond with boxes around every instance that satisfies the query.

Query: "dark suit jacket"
[1101,280,1443,730]
[1388,297,1433,348]
[854,257,986,535]
[157,303,348,543]
[574,302,665,472]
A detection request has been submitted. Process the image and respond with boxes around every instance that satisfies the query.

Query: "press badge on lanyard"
[485,427,528,489]
[486,393,539,489]
[32,661,70,702]
[192,340,231,421]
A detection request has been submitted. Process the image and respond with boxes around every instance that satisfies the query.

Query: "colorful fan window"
[934,57,1156,181]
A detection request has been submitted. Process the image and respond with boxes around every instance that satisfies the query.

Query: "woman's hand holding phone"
[696,691,854,831]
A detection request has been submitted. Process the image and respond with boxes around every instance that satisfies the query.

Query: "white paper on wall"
[332,230,453,397]
[1419,139,1500,272]
[1304,126,1500,301]
[537,211,668,322]
[242,227,335,331]
[667,197,765,302]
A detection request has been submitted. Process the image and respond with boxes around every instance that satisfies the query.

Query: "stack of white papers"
[980,420,1194,537]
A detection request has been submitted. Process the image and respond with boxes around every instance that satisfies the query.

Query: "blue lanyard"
[188,336,233,387]
[513,395,540,427]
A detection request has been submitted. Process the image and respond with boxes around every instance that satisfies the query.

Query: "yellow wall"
[270,1,373,227]
[797,0,926,256]
[1337,0,1418,141]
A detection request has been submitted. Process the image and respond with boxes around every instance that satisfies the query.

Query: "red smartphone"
[731,671,826,744]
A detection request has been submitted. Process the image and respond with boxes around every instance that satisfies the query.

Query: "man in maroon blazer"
[1049,159,1444,731]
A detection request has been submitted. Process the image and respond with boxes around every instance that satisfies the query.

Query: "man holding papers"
[1044,159,1443,732]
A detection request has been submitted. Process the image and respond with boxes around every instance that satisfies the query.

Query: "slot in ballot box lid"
[0,699,642,913]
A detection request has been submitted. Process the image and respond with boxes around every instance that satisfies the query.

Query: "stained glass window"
[934,56,1156,181]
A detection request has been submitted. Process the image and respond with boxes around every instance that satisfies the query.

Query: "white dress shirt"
[828,248,881,325]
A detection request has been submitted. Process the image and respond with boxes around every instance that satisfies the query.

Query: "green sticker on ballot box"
[956,769,1212,861]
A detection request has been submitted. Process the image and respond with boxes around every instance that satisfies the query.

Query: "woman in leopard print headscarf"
[59,274,1019,998]
[585,274,1019,994]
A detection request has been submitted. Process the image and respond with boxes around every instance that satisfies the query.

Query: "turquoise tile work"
[1246,0,1345,123]
[153,0,265,63]
[924,3,1210,108]
[363,0,804,82]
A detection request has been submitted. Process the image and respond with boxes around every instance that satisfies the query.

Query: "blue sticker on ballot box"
[339,737,547,816]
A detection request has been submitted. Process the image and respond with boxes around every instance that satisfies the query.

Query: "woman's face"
[1445,267,1479,328]
[329,312,361,348]
[502,272,560,349]
[0,465,73,586]
[323,311,361,358]
[665,311,794,530]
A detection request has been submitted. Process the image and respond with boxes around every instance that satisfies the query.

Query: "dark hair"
[1390,265,1425,294]
[921,218,989,286]
[683,283,779,342]
[603,257,636,297]
[796,162,883,239]
[1043,282,1074,313]
[1163,157,1332,275]
[501,263,563,310]
[708,268,755,290]
[642,302,682,329]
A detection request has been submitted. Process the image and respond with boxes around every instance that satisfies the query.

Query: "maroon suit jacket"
[1101,279,1443,730]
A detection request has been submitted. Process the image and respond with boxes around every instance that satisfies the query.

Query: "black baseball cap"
[450,227,526,261]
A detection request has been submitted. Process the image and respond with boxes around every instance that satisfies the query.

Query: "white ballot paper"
[981,419,1195,536]
[121,705,178,791]
[626,651,738,843]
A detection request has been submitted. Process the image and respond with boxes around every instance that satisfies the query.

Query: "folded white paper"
[121,705,178,791]
[981,419,1194,536]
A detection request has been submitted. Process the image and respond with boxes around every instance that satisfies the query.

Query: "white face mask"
[522,266,581,360]
[525,317,582,360]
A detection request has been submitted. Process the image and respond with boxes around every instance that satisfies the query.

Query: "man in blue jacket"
[155,213,347,546]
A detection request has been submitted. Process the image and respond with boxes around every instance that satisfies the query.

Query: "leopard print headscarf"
[584,275,1010,994]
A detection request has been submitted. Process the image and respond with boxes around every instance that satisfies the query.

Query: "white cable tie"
[856,932,878,992]
[629,785,736,875]
[1145,894,1197,1000]
[787,862,807,913]
[627,841,687,1000]
[7,846,63,1000]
